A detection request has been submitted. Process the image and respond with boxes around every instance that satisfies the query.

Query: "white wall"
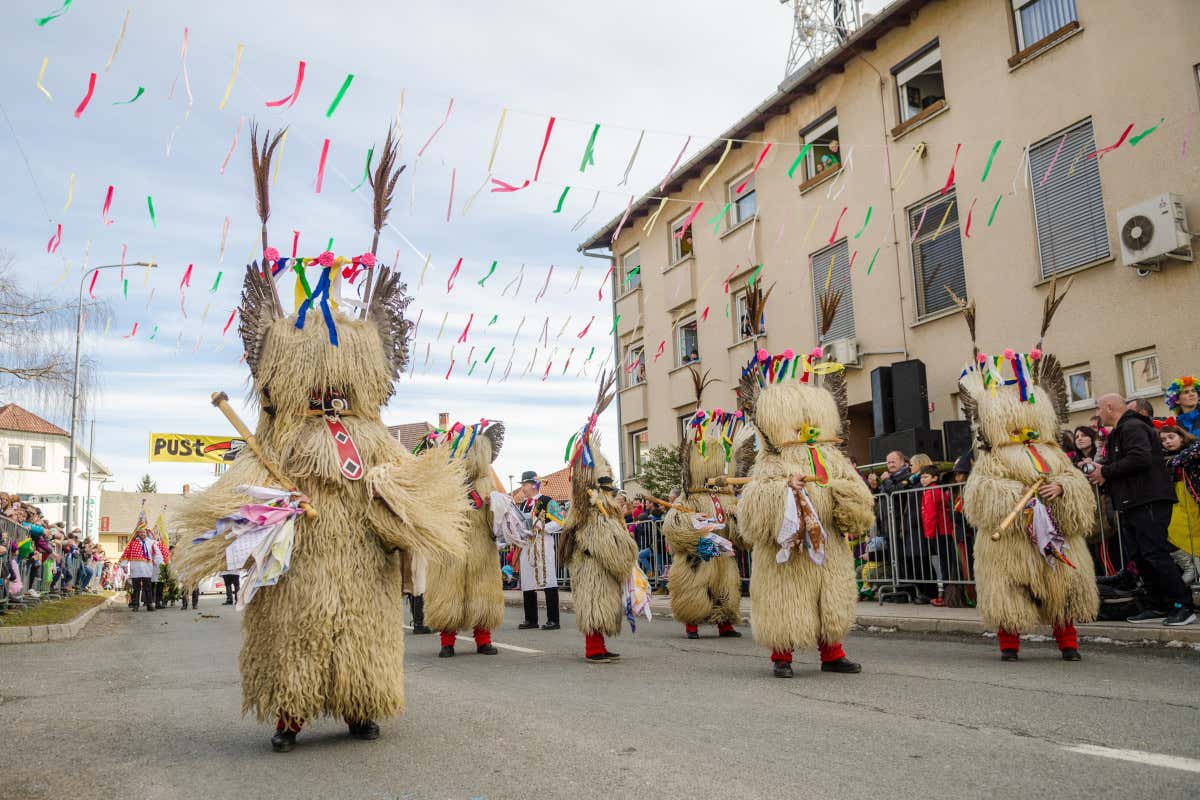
[0,431,107,538]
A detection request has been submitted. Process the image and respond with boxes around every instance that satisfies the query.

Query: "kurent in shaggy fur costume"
[661,367,754,639]
[414,421,507,658]
[558,371,643,662]
[953,281,1098,661]
[736,333,875,677]
[173,126,469,753]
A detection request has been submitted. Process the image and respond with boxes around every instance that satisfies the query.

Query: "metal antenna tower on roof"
[779,0,863,78]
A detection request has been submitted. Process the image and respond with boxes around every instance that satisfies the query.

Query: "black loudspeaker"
[891,359,930,431]
[942,420,973,462]
[869,427,944,464]
[870,366,894,436]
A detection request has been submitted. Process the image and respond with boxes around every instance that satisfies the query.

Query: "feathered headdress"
[415,419,505,462]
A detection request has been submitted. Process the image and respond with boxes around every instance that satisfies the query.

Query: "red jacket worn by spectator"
[920,486,953,539]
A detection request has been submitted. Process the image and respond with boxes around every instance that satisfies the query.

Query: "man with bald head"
[1085,394,1195,626]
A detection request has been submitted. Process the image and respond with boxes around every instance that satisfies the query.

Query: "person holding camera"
[1084,394,1195,626]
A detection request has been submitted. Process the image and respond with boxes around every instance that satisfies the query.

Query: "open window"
[676,317,699,367]
[894,41,945,126]
[620,245,641,292]
[733,287,766,341]
[727,169,758,227]
[670,212,695,264]
[800,110,841,184]
[624,342,646,388]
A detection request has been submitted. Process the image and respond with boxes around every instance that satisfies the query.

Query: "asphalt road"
[3,599,1198,800]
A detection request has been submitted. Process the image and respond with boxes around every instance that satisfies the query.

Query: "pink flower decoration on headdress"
[782,348,795,359]
[263,247,280,262]
[734,410,744,418]
[1029,348,1042,361]
[977,353,987,364]
[713,407,723,417]
[356,252,376,267]
[810,347,823,359]
[315,251,335,268]
[757,349,769,362]
[1002,348,1015,359]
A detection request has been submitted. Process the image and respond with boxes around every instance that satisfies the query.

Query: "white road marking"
[1063,744,1200,774]
[403,625,542,654]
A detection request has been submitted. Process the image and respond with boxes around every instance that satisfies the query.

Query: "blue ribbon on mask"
[296,267,339,346]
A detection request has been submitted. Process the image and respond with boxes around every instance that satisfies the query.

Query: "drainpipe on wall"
[581,247,623,484]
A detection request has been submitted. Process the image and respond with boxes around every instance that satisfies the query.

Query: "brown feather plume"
[743,280,774,340]
[362,126,408,318]
[818,285,843,340]
[1037,353,1069,426]
[248,123,287,317]
[945,285,977,361]
[1036,273,1073,352]
[688,366,719,409]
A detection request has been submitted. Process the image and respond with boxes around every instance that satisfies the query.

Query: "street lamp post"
[65,261,154,533]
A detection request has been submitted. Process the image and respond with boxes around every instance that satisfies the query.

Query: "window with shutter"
[1028,119,1110,278]
[908,189,967,319]
[809,240,855,342]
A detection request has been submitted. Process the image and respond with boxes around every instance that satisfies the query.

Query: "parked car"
[197,575,227,595]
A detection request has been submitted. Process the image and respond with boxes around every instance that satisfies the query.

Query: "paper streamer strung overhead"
[1129,117,1163,146]
[940,143,961,194]
[222,308,237,335]
[36,57,53,101]
[579,123,600,172]
[491,177,530,192]
[351,147,373,191]
[618,129,644,187]
[736,143,772,193]
[980,139,1001,182]
[87,270,98,299]
[418,97,454,157]
[73,72,97,118]
[553,186,570,213]
[446,257,462,292]
[533,116,555,181]
[265,60,306,108]
[699,139,733,192]
[325,73,354,117]
[487,108,507,173]
[963,196,978,238]
[673,202,703,240]
[1088,122,1132,160]
[610,195,633,245]
[35,0,73,27]
[101,185,115,225]
[828,206,847,245]
[146,195,157,226]
[1038,132,1068,186]
[219,116,244,174]
[659,136,691,191]
[446,167,456,221]
[477,260,497,286]
[46,224,62,254]
[534,264,554,302]
[217,216,230,263]
[168,27,194,108]
[314,138,330,193]
[570,190,600,233]
[104,9,131,71]
[218,43,244,110]
[113,86,145,105]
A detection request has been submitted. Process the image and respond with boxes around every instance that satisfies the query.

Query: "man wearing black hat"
[515,470,562,630]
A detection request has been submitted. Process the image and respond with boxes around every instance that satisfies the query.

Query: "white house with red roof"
[0,403,111,537]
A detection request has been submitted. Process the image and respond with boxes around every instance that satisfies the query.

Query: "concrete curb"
[0,594,120,645]
[502,592,1200,646]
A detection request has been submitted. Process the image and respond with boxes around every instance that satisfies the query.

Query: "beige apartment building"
[580,0,1200,484]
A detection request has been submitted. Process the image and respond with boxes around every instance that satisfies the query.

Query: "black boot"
[477,643,499,655]
[1061,647,1081,661]
[271,730,297,752]
[180,596,188,610]
[773,661,793,678]
[686,630,699,639]
[410,594,432,634]
[438,644,455,658]
[1000,649,1019,662]
[348,720,380,740]
[544,587,561,628]
[820,657,862,674]
[520,590,539,629]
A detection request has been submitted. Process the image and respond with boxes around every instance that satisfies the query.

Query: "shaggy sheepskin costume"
[662,369,754,638]
[955,282,1097,660]
[736,348,874,676]
[558,372,638,661]
[173,125,468,751]
[417,421,507,657]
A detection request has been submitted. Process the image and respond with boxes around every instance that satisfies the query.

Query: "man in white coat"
[515,470,561,630]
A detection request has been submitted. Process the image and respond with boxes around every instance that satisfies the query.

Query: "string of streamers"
[219,116,244,174]
[980,139,1001,182]
[487,108,506,172]
[533,116,555,181]
[618,130,644,186]
[123,322,138,339]
[168,28,194,108]
[477,260,497,286]
[866,247,880,276]
[491,178,530,192]
[456,313,474,344]
[964,196,978,238]
[579,123,600,172]
[610,195,633,245]
[786,142,812,179]
[36,58,53,101]
[909,203,928,243]
[35,0,73,27]
[146,195,157,226]
[1129,117,1163,146]
[218,216,230,263]
[447,257,462,292]
[210,271,222,292]
[534,265,554,302]
[266,61,306,108]
[325,73,354,117]
[987,194,1003,226]
[853,206,872,238]
[218,44,244,110]
[1088,122,1132,160]
[736,143,772,192]
[643,196,669,234]
[577,316,594,338]
[699,139,733,192]
[659,136,691,190]
[223,309,237,335]
[597,265,614,301]
[101,185,115,225]
[87,271,98,299]
[418,97,454,157]
[314,138,330,193]
[940,143,961,194]
[73,72,96,118]
[113,87,144,105]
[351,147,373,191]
[570,190,600,232]
[568,265,583,293]
[553,186,570,213]
[1038,132,1068,186]
[446,167,455,221]
[828,206,847,245]
[104,9,131,71]
[673,202,703,240]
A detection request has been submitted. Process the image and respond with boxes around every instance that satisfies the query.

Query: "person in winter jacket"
[1158,424,1200,585]
[1086,394,1195,626]
[918,466,955,607]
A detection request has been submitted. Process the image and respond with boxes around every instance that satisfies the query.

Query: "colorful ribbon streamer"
[219,116,244,174]
[104,10,131,71]
[36,57,53,101]
[73,72,96,118]
[597,265,614,302]
[618,129,645,187]
[673,202,703,240]
[577,316,594,338]
[611,195,634,246]
[1038,132,1068,187]
[210,271,222,293]
[660,135,691,191]
[87,270,98,299]
[101,185,115,225]
[828,206,848,245]
[534,265,554,302]
[940,142,962,195]
[478,260,497,286]
[457,313,474,343]
[964,196,978,238]
[931,198,955,240]
[266,60,306,108]
[533,116,555,181]
[35,0,73,27]
[113,86,144,105]
[447,257,462,292]
[1129,117,1163,146]
[168,27,193,107]
[866,247,881,276]
[146,195,156,226]
[553,186,571,213]
[1088,122,1133,160]
[351,147,373,191]
[579,123,600,172]
[271,129,288,184]
[737,143,772,193]
[699,139,733,192]
[325,73,354,117]
[487,108,507,173]
[787,143,813,179]
[980,139,1001,182]
[314,138,330,193]
[123,322,138,339]
[223,308,237,335]
[987,194,1003,226]
[218,44,244,110]
[853,206,872,239]
[491,178,530,192]
[418,97,454,157]
[446,167,456,221]
[708,203,732,234]
[218,216,230,263]
[62,173,75,211]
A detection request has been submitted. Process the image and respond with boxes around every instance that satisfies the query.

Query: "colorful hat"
[1166,376,1198,414]
[960,349,1045,404]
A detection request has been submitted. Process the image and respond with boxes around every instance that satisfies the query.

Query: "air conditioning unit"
[1116,193,1193,269]
[826,337,859,366]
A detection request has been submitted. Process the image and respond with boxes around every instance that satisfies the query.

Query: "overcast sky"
[1,0,888,493]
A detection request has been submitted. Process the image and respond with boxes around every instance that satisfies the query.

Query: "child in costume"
[558,371,640,662]
[736,340,875,678]
[416,420,507,658]
[661,367,754,639]
[173,126,468,753]
[954,281,1098,661]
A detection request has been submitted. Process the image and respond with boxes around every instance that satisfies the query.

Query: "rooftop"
[389,421,435,452]
[0,403,69,437]
[100,489,190,537]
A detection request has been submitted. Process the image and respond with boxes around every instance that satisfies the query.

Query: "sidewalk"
[502,590,1200,647]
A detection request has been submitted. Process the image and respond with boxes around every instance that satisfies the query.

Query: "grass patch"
[1,592,113,627]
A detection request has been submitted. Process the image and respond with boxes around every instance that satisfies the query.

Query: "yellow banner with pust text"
[148,433,246,464]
